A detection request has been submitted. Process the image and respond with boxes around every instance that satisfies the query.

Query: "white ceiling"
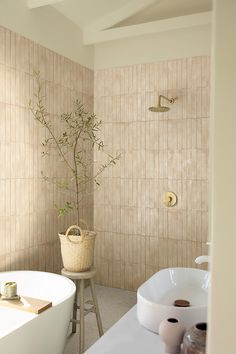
[52,0,212,29]
[52,0,129,29]
[114,0,212,28]
[29,0,212,44]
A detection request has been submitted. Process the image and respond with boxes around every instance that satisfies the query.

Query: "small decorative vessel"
[159,318,186,354]
[183,322,207,354]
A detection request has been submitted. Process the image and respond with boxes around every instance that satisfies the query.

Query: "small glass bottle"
[183,322,207,354]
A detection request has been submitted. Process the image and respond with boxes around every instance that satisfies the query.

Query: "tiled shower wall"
[94,57,210,290]
[0,26,94,272]
[0,25,210,289]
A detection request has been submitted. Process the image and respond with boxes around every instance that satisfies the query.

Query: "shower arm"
[158,95,176,105]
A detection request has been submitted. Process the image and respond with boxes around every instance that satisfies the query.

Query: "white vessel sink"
[137,268,210,333]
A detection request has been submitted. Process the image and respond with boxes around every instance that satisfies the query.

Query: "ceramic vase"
[183,322,207,354]
[159,318,186,354]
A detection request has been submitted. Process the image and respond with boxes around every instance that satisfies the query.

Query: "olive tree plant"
[29,71,120,227]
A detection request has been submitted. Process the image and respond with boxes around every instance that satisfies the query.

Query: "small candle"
[3,282,17,298]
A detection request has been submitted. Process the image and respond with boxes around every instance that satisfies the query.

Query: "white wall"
[208,0,236,353]
[0,0,211,70]
[0,0,94,69]
[94,25,211,69]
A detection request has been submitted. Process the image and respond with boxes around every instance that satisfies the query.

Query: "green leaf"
[54,202,73,217]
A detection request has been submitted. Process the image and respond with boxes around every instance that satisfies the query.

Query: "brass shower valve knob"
[163,191,177,207]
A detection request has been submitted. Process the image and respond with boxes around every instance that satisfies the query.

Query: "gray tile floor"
[64,285,137,354]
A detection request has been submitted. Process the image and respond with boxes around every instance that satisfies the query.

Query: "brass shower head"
[148,95,177,113]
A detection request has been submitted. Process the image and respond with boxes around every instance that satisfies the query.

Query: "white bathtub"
[0,271,75,354]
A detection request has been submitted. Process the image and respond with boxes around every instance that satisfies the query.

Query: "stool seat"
[61,267,96,280]
[61,267,103,354]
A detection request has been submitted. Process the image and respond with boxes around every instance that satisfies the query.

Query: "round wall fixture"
[163,191,177,207]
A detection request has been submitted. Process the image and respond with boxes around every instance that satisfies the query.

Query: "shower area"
[94,57,210,291]
[0,23,210,293]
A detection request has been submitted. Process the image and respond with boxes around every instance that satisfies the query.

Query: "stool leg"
[72,280,78,333]
[89,279,103,337]
[79,279,85,354]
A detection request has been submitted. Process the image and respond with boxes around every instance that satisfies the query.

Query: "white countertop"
[85,305,165,354]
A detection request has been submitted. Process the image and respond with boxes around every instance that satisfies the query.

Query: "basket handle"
[65,225,85,244]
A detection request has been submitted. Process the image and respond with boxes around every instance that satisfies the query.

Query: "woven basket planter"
[59,225,96,272]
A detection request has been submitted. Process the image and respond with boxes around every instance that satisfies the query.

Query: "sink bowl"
[137,267,210,333]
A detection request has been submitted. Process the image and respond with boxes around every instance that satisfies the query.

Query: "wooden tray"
[0,295,52,314]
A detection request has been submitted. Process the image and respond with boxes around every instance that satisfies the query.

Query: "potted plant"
[29,71,120,272]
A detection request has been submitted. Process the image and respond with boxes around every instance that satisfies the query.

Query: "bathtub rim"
[0,270,76,340]
[0,270,76,305]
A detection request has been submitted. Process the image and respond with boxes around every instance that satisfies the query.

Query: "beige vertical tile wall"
[0,26,94,273]
[94,57,210,291]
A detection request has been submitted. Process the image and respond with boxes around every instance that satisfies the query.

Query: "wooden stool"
[61,267,103,354]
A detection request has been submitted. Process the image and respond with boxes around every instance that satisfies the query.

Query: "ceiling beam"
[28,0,64,9]
[85,0,159,32]
[84,11,212,45]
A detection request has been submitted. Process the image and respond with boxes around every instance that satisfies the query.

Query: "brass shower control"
[163,191,177,207]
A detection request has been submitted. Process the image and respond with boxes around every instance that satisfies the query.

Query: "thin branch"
[29,71,121,222]
[94,154,121,180]
[29,72,74,173]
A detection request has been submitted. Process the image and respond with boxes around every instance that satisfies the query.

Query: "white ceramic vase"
[159,318,186,354]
